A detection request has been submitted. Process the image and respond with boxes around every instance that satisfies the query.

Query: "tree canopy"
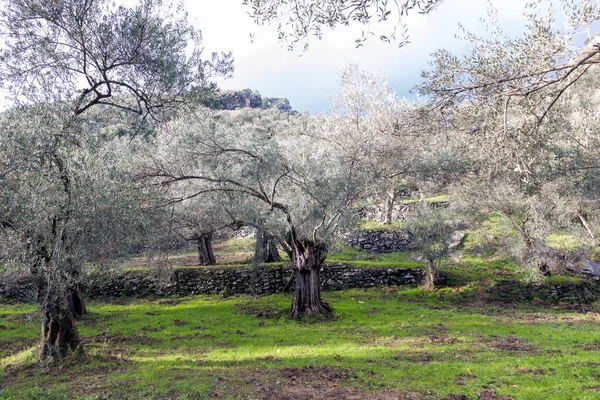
[243,0,444,50]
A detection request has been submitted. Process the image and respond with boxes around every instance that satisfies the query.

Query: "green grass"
[545,232,589,252]
[327,244,421,266]
[357,219,406,231]
[2,288,600,399]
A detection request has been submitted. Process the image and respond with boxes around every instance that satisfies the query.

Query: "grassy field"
[3,218,600,399]
[2,287,600,399]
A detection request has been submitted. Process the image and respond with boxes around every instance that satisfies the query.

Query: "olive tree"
[0,105,150,357]
[141,65,402,317]
[0,0,232,359]
[419,0,600,277]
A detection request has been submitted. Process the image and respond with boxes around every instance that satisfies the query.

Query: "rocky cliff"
[203,89,294,113]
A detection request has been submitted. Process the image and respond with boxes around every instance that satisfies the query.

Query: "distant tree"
[0,0,232,359]
[243,0,444,50]
[403,202,456,289]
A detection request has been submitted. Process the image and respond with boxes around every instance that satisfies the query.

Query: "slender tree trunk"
[422,258,437,290]
[254,228,282,264]
[39,290,80,360]
[578,212,600,247]
[384,189,397,225]
[197,233,216,266]
[289,239,331,319]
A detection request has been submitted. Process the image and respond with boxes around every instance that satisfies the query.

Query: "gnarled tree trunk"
[254,228,282,264]
[197,233,216,266]
[289,239,331,319]
[40,291,80,360]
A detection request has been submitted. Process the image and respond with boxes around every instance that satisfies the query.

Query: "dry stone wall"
[346,230,415,253]
[0,263,426,303]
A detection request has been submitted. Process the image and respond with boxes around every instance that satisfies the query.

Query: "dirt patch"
[485,336,535,352]
[394,352,437,363]
[0,338,37,357]
[9,311,38,324]
[428,335,460,345]
[257,385,417,399]
[279,366,352,383]
[579,340,600,351]
[84,334,163,346]
[173,319,187,326]
[455,373,476,385]
[214,366,425,400]
[1,352,131,393]
[80,313,117,326]
[158,299,182,306]
[240,302,286,319]
[512,366,551,375]
[497,311,600,325]
[475,390,513,400]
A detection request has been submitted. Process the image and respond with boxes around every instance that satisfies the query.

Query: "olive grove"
[140,65,413,317]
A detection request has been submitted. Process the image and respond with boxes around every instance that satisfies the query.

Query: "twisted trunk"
[68,282,87,318]
[289,239,331,319]
[254,228,282,264]
[197,233,216,266]
[39,288,80,360]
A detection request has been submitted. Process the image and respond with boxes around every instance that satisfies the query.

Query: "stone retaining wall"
[3,266,597,305]
[486,279,600,304]
[346,230,414,253]
[0,263,425,303]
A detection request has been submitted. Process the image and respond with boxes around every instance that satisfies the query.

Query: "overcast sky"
[186,0,530,114]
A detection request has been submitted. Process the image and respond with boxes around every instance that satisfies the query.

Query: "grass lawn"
[3,216,600,399]
[2,287,600,399]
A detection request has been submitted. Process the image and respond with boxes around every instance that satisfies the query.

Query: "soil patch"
[9,311,38,324]
[455,373,476,385]
[240,302,286,319]
[485,336,535,352]
[475,390,514,400]
[0,338,37,357]
[84,334,163,346]
[428,335,460,344]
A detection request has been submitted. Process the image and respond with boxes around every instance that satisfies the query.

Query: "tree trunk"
[289,239,331,319]
[578,212,600,248]
[422,258,437,290]
[384,189,396,225]
[68,283,87,318]
[40,294,80,360]
[254,228,282,264]
[197,233,216,266]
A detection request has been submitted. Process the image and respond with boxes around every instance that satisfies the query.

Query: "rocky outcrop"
[346,230,415,253]
[203,89,294,113]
